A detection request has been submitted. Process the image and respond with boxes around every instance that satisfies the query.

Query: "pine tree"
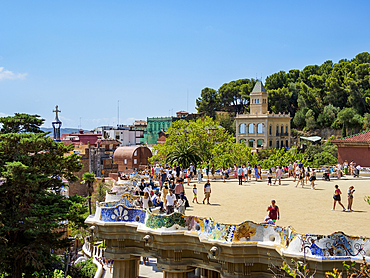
[0,114,83,278]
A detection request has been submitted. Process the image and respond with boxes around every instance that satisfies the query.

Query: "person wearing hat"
[260,216,275,225]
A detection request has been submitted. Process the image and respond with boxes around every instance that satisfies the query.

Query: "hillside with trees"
[196,52,370,133]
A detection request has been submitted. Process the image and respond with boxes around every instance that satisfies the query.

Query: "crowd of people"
[118,159,360,220]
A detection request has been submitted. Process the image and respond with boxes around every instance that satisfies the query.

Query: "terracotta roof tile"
[337,130,370,142]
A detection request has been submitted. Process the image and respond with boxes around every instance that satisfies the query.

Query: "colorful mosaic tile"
[146,212,186,229]
[100,205,146,224]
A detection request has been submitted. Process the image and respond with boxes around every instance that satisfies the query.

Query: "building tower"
[235,80,291,150]
[52,105,62,142]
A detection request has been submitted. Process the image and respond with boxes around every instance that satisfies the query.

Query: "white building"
[94,125,145,146]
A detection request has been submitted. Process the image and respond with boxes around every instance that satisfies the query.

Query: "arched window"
[276,140,279,148]
[269,125,272,135]
[248,139,254,148]
[257,139,263,148]
[248,123,254,134]
[257,99,260,103]
[240,138,246,143]
[285,126,288,134]
[276,125,279,136]
[239,123,246,134]
[257,123,263,134]
[281,126,284,134]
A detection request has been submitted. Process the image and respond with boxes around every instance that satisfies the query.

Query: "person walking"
[309,169,316,189]
[202,180,211,205]
[192,184,198,203]
[332,185,346,211]
[197,166,203,183]
[267,200,280,222]
[206,162,210,180]
[295,168,304,187]
[267,168,272,186]
[237,165,243,185]
[346,186,355,211]
[254,165,260,181]
[274,166,282,185]
[211,164,215,180]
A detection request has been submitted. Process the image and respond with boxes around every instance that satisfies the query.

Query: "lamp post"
[52,105,62,142]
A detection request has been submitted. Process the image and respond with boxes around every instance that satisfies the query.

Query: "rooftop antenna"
[117,100,119,128]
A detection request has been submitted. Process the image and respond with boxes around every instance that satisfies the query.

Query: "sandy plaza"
[183,176,370,238]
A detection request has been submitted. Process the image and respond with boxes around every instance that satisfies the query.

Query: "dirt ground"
[183,175,370,237]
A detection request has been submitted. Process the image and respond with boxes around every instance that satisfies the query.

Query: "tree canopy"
[196,52,370,132]
[0,114,83,278]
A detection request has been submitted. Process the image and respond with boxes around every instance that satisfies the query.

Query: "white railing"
[82,239,106,278]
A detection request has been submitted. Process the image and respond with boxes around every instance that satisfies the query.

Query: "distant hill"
[41,128,90,136]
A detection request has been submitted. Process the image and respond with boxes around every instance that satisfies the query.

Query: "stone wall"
[86,194,370,278]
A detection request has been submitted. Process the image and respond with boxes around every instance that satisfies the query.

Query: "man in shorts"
[202,180,211,205]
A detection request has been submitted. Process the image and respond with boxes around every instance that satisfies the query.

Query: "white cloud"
[0,67,27,80]
[0,112,9,117]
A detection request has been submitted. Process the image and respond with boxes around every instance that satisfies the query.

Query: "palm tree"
[166,143,202,169]
[82,172,96,215]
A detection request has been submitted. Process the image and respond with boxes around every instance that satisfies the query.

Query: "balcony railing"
[276,132,288,137]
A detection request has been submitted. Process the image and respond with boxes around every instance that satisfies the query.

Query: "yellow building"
[235,81,291,149]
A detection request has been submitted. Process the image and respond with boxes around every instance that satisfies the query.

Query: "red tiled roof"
[337,131,370,142]
[97,139,121,145]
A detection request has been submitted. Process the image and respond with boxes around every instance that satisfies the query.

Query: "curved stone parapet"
[87,193,370,262]
[86,193,370,277]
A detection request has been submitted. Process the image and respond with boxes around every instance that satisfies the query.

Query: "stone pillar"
[157,260,195,278]
[163,271,189,278]
[112,255,140,278]
[200,268,220,278]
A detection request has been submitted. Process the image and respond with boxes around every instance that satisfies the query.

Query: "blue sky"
[1,0,369,130]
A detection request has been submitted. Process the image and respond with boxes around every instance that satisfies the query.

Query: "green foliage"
[365,196,370,206]
[317,105,340,128]
[363,113,370,130]
[302,141,338,168]
[196,52,370,131]
[218,78,256,113]
[195,87,221,118]
[0,113,45,134]
[259,147,307,169]
[0,114,83,278]
[210,137,257,169]
[293,109,306,128]
[82,172,96,215]
[69,259,97,278]
[305,109,317,130]
[270,258,316,278]
[31,269,72,278]
[151,117,233,165]
[95,182,110,204]
[334,107,363,129]
[166,142,202,169]
[216,113,236,135]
